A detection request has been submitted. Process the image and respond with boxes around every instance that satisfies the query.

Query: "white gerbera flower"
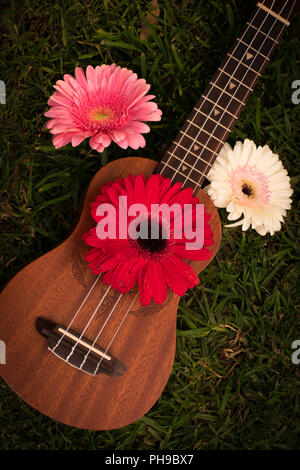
[204,139,293,236]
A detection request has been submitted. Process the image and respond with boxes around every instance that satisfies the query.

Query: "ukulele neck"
[155,0,293,189]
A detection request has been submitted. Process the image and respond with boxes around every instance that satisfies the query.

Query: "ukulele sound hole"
[36,317,126,377]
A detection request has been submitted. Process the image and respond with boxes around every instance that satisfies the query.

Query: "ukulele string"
[78,291,123,370]
[65,0,291,366]
[59,191,172,363]
[159,1,270,187]
[160,0,293,191]
[181,0,290,190]
[88,2,292,364]
[53,0,294,367]
[75,181,184,368]
[75,291,139,373]
[52,273,102,353]
[93,293,139,375]
[182,0,294,191]
[64,284,112,363]
[184,0,295,192]
[169,0,293,190]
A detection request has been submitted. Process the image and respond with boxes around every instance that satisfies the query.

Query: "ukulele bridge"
[36,317,126,377]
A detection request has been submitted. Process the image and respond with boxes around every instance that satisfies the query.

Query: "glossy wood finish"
[0,157,221,430]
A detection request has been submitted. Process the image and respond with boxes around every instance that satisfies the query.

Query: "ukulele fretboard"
[155,0,294,190]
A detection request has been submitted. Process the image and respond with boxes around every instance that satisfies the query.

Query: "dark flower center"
[242,183,254,197]
[135,218,168,255]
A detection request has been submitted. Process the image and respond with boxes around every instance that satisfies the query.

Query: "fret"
[177,131,217,162]
[218,67,254,92]
[204,84,244,112]
[172,136,210,164]
[160,161,201,187]
[169,136,218,170]
[227,52,262,76]
[201,95,238,119]
[237,38,270,61]
[260,0,296,23]
[183,113,221,142]
[244,21,278,43]
[156,3,291,188]
[167,150,198,171]
[209,81,246,106]
[174,144,218,173]
[186,119,225,145]
[166,151,208,177]
[256,2,290,27]
[234,40,268,70]
[189,105,232,137]
[193,107,232,133]
[213,71,252,102]
[194,99,238,137]
[158,162,193,185]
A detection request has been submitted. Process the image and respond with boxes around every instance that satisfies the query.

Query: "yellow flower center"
[94,112,110,120]
[89,107,114,123]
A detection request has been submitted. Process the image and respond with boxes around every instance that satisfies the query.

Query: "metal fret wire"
[159,0,293,191]
[160,1,276,188]
[186,0,295,190]
[55,1,293,370]
[160,0,290,188]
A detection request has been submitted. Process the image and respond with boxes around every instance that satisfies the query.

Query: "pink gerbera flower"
[82,173,214,306]
[45,64,162,152]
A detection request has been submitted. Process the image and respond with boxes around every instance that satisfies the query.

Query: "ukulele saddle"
[36,317,126,377]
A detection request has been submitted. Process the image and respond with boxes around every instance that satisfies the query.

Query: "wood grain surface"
[0,157,221,430]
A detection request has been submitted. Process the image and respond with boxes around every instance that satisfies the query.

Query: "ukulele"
[0,0,298,430]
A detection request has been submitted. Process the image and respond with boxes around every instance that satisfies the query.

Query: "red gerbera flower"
[82,173,214,305]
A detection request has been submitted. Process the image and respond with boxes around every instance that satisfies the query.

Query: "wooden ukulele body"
[0,157,221,430]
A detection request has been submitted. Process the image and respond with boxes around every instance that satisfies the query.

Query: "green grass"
[0,0,300,450]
